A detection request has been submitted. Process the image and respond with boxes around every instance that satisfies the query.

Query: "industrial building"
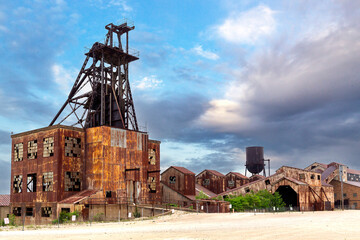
[10,22,161,224]
[225,172,249,190]
[306,162,360,209]
[196,170,226,194]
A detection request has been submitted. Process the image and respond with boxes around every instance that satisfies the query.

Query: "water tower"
[245,146,270,177]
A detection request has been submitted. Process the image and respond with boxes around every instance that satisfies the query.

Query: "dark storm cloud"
[0,160,10,194]
[0,130,11,145]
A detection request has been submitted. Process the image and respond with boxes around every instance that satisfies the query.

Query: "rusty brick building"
[10,22,162,224]
[219,166,334,211]
[225,172,249,190]
[307,162,360,209]
[196,170,226,194]
[10,125,161,224]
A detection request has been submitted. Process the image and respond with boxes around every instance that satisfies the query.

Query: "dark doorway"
[276,185,298,207]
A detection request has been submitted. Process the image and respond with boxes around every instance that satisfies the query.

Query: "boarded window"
[43,137,54,157]
[13,207,21,216]
[41,207,52,217]
[228,180,235,187]
[64,171,81,191]
[203,179,210,186]
[64,137,81,157]
[299,173,305,180]
[27,140,38,159]
[148,149,156,165]
[13,175,22,193]
[148,177,156,193]
[26,207,33,217]
[27,173,37,192]
[111,128,126,148]
[169,176,176,184]
[43,172,53,191]
[14,143,23,162]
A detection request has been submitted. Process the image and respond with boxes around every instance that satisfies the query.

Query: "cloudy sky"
[1,0,360,193]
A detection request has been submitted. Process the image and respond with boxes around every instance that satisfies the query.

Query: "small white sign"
[229,204,232,209]
[201,206,204,210]
[4,218,9,225]
[171,209,175,214]
[290,207,293,211]
[71,215,76,221]
[128,212,132,218]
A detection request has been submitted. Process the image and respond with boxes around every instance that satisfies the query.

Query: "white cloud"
[134,75,162,90]
[51,64,77,94]
[192,45,219,60]
[108,0,132,12]
[216,5,276,44]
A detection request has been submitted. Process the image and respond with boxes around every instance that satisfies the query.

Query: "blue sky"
[1,0,360,193]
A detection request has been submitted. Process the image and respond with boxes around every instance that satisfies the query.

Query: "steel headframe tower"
[50,22,139,131]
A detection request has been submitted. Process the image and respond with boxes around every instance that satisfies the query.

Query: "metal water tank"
[246,146,265,174]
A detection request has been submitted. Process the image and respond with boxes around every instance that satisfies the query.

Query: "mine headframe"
[50,22,139,131]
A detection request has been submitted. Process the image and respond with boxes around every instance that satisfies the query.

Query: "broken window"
[41,207,52,217]
[64,171,81,191]
[148,177,156,193]
[42,172,53,192]
[228,180,235,187]
[203,179,210,186]
[106,191,112,198]
[311,174,315,179]
[13,175,22,193]
[317,175,320,180]
[13,207,21,216]
[43,137,54,157]
[169,176,176,184]
[245,187,250,193]
[27,140,38,159]
[265,179,270,185]
[64,137,81,157]
[343,193,347,197]
[27,173,37,192]
[299,173,305,180]
[26,207,33,217]
[14,143,23,162]
[148,149,156,165]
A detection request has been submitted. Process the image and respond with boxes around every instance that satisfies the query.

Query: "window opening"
[64,172,81,191]
[26,207,33,217]
[148,177,156,193]
[27,140,38,159]
[148,149,156,165]
[43,172,53,191]
[64,137,81,157]
[43,137,54,157]
[169,176,176,184]
[41,207,52,217]
[13,175,22,193]
[14,143,23,162]
[13,207,21,216]
[27,173,37,192]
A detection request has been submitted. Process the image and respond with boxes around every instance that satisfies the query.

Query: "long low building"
[218,166,334,211]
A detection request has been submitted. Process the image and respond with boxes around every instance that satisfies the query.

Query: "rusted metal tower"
[50,22,139,130]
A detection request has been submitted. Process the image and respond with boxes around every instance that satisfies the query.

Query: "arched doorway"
[276,185,298,207]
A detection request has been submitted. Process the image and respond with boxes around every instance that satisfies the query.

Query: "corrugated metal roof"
[206,170,225,177]
[321,165,337,180]
[346,181,360,188]
[195,184,217,198]
[348,168,360,175]
[227,172,248,179]
[59,189,100,204]
[171,166,195,175]
[321,181,333,187]
[0,195,10,206]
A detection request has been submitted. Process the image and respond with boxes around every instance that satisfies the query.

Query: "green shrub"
[53,210,81,224]
[195,191,209,200]
[133,207,141,218]
[224,190,285,212]
[8,214,17,226]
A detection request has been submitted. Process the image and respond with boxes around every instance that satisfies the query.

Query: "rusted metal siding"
[85,126,161,204]
[196,170,225,194]
[276,166,322,187]
[161,167,195,196]
[225,173,249,189]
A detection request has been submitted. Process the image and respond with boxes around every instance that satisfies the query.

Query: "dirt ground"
[0,210,359,240]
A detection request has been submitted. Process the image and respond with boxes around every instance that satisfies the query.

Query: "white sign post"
[72,215,76,221]
[4,218,9,225]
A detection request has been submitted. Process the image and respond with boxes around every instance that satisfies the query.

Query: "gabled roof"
[59,189,100,204]
[348,168,360,175]
[346,181,360,188]
[305,162,328,170]
[195,184,217,198]
[197,169,225,178]
[171,166,195,175]
[0,195,10,206]
[226,172,248,179]
[321,165,337,181]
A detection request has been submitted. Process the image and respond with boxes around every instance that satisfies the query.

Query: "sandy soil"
[0,210,359,240]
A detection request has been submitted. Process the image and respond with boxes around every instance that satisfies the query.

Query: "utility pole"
[339,165,344,210]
